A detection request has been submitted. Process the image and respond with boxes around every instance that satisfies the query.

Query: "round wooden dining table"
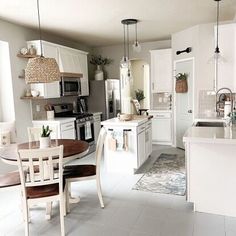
[0,139,90,165]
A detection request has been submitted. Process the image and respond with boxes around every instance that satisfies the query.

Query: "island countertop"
[101,115,152,127]
[183,126,236,144]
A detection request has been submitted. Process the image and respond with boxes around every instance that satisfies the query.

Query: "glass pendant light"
[120,19,140,77]
[132,23,141,52]
[208,0,227,92]
[120,24,129,68]
[208,0,226,64]
[25,0,60,84]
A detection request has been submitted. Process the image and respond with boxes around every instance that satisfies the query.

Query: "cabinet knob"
[188,110,192,113]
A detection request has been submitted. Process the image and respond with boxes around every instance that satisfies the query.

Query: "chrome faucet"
[216,87,233,117]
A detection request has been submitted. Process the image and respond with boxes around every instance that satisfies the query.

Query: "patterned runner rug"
[133,153,186,196]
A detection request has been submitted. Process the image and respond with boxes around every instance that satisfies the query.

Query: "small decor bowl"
[31,90,40,97]
[118,113,133,121]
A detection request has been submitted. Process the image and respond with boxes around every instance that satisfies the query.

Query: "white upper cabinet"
[217,23,236,92]
[27,40,89,97]
[78,53,89,96]
[58,47,89,96]
[150,49,172,93]
[58,47,82,73]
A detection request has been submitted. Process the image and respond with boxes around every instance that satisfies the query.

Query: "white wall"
[92,40,171,80]
[0,19,91,142]
[0,41,15,122]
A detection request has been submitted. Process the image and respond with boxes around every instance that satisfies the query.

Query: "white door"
[175,58,194,149]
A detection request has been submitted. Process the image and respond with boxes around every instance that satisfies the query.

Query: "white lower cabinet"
[138,129,146,167]
[32,118,76,139]
[102,118,152,173]
[145,121,152,158]
[93,113,101,144]
[149,111,172,145]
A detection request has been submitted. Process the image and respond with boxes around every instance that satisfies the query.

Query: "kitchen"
[0,0,236,236]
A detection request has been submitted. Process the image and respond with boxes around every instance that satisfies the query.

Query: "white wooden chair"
[17,146,65,236]
[27,126,59,218]
[63,127,106,213]
[27,126,59,142]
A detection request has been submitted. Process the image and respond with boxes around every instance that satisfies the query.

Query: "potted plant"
[175,73,188,93]
[135,89,145,102]
[39,125,52,148]
[90,55,112,80]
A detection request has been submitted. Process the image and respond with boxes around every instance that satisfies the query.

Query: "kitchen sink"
[195,121,226,127]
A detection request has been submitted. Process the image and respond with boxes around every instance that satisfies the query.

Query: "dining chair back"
[63,127,107,213]
[95,127,107,180]
[27,126,59,142]
[17,146,65,236]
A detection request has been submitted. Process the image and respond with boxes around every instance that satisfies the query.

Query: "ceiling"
[0,0,236,47]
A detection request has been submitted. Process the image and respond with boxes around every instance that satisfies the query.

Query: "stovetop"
[55,112,93,120]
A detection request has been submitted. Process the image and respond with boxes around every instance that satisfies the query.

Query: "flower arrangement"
[90,55,112,66]
[41,125,52,137]
[175,73,188,81]
[135,89,145,102]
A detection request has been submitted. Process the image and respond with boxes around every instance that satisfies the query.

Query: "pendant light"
[120,19,140,77]
[25,0,60,84]
[132,22,141,52]
[208,0,226,91]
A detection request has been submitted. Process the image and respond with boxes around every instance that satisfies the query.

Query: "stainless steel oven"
[60,77,81,96]
[76,117,95,146]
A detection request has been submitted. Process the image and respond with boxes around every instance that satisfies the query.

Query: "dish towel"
[85,121,92,140]
[112,130,123,151]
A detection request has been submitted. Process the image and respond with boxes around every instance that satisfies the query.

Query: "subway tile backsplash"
[198,90,236,117]
[31,97,77,120]
[152,93,172,110]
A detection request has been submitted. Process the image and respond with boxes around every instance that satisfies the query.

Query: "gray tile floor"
[0,145,235,236]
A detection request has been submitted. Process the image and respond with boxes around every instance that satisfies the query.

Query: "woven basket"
[25,57,60,84]
[175,79,188,93]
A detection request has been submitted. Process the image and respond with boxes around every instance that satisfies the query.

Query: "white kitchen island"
[183,126,236,217]
[101,116,152,174]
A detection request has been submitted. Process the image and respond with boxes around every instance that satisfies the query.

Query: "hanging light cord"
[123,24,126,61]
[127,24,129,60]
[215,0,220,53]
[37,0,43,57]
[135,23,138,45]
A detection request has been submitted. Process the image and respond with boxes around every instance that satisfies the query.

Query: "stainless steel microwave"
[60,77,81,96]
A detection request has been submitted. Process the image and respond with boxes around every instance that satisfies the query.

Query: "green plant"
[175,73,188,81]
[135,89,145,102]
[41,125,52,137]
[90,55,112,66]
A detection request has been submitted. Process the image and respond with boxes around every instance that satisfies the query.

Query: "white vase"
[39,136,51,148]
[94,65,104,80]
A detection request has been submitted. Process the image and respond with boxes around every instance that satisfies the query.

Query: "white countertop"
[148,110,172,113]
[32,117,76,124]
[88,111,102,116]
[195,115,226,123]
[183,126,236,144]
[101,116,150,127]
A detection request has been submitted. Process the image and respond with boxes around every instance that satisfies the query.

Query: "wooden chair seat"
[64,165,96,178]
[0,171,21,188]
[26,184,59,199]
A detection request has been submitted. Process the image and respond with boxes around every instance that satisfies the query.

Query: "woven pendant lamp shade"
[25,57,60,84]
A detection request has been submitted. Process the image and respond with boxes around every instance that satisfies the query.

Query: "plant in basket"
[175,73,188,93]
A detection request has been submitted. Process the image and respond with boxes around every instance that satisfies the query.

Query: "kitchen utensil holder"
[47,110,55,120]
